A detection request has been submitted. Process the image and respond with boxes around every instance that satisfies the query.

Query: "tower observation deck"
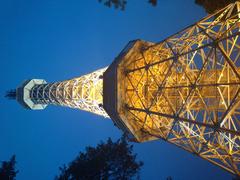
[7,2,240,176]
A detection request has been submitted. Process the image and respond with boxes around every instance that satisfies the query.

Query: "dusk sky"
[0,0,235,179]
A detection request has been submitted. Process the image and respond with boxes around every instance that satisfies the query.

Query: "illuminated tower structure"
[12,67,108,117]
[7,2,240,176]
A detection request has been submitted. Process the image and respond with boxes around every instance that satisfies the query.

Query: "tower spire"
[5,89,16,100]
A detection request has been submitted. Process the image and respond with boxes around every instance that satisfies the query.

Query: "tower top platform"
[16,79,47,110]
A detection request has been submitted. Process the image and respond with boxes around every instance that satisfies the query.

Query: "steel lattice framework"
[30,67,108,117]
[115,2,240,175]
[10,2,240,176]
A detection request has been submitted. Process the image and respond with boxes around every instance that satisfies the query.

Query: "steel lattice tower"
[7,2,240,176]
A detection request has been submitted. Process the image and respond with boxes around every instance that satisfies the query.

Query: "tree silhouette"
[166,176,173,180]
[98,0,157,10]
[0,155,18,180]
[55,137,143,180]
[98,0,238,13]
[195,0,237,13]
[232,176,240,180]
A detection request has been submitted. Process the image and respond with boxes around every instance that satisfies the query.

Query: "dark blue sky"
[0,0,234,179]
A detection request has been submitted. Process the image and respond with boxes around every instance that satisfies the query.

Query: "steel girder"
[116,2,240,175]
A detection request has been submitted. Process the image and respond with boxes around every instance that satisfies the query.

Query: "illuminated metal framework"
[30,68,108,117]
[116,2,240,175]
[10,2,240,176]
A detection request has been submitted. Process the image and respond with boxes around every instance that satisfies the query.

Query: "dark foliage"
[98,0,157,10]
[232,176,240,180]
[98,0,238,13]
[195,0,237,13]
[148,0,157,6]
[98,0,127,10]
[55,137,143,180]
[0,155,18,180]
[5,89,16,100]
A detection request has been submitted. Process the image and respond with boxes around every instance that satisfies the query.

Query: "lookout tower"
[7,2,240,176]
